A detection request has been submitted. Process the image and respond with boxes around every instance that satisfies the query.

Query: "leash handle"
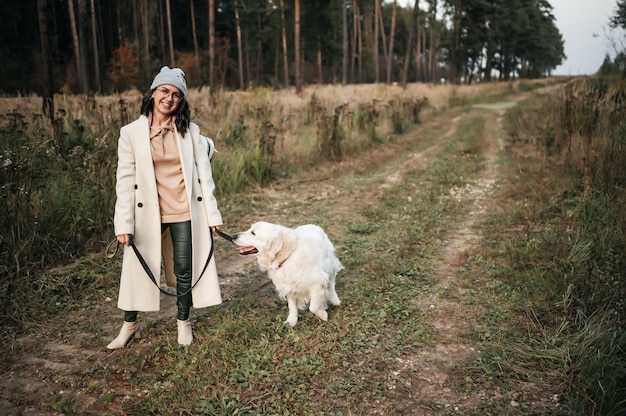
[105,238,120,259]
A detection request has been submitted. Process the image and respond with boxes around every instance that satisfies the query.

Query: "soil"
[0,88,564,415]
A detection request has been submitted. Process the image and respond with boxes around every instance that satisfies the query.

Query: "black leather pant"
[125,220,193,322]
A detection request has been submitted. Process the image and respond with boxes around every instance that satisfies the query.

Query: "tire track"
[386,106,509,414]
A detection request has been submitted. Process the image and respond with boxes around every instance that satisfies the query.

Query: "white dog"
[232,221,343,327]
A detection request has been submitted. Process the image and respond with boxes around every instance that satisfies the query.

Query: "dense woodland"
[5,0,564,99]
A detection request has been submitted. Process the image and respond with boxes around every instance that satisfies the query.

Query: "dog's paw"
[313,309,328,321]
[284,317,298,327]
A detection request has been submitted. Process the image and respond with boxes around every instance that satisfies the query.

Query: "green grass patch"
[462,91,626,415]
[65,109,490,414]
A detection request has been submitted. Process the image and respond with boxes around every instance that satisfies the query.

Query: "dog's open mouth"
[236,246,258,255]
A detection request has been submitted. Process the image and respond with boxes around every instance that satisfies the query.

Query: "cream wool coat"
[114,115,223,312]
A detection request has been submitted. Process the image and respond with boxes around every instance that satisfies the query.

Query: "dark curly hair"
[140,92,191,136]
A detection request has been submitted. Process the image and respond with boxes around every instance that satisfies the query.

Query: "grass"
[458,85,626,415]
[3,81,485,293]
[81,98,497,415]
[9,77,626,415]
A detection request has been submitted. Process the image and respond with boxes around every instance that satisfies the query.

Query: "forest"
[6,0,565,98]
[4,1,626,414]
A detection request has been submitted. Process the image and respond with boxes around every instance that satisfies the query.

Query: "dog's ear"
[259,230,296,271]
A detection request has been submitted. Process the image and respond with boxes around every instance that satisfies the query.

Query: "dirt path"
[386,107,508,413]
[214,104,515,414]
[2,99,531,415]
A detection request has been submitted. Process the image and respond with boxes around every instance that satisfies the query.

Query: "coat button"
[138,202,143,207]
[197,196,203,202]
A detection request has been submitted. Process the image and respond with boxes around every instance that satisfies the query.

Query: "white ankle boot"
[177,319,193,345]
[107,321,140,349]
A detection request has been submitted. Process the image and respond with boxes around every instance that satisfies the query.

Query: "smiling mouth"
[236,246,258,255]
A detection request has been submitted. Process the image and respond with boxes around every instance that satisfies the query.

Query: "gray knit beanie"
[150,66,187,97]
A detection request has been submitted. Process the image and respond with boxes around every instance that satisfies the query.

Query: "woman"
[108,66,223,348]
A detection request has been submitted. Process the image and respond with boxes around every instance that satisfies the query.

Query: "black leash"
[106,228,235,297]
[213,227,234,243]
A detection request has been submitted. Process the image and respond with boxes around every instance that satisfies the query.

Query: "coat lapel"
[135,116,158,198]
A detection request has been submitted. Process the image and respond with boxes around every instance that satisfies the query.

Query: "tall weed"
[472,81,626,415]
[0,84,438,328]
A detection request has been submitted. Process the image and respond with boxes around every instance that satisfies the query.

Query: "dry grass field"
[5,78,623,415]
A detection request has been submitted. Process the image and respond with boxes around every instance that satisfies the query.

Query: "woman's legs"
[168,220,193,321]
[168,221,194,345]
[109,221,193,348]
[124,311,138,322]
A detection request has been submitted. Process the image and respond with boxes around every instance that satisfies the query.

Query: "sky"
[551,0,624,75]
[393,0,626,76]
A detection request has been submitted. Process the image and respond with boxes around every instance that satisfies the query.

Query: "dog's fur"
[232,221,343,327]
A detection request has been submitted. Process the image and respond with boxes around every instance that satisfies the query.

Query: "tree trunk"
[317,39,323,83]
[428,0,438,83]
[245,31,250,87]
[451,0,462,83]
[234,0,244,89]
[37,0,54,125]
[374,0,380,83]
[90,0,100,90]
[158,1,166,63]
[257,15,263,85]
[190,0,202,81]
[115,2,123,45]
[342,0,348,84]
[356,0,363,83]
[401,0,418,87]
[68,0,88,93]
[503,51,510,81]
[294,0,302,93]
[209,0,215,88]
[280,0,289,87]
[430,28,437,82]
[132,0,139,46]
[140,0,150,74]
[416,16,424,81]
[78,0,90,91]
[274,37,280,80]
[362,5,372,82]
[351,0,358,83]
[377,1,388,82]
[386,0,397,84]
[165,0,175,66]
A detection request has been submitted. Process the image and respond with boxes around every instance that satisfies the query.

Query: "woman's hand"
[117,234,131,246]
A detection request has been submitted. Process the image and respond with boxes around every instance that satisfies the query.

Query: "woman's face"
[151,84,183,117]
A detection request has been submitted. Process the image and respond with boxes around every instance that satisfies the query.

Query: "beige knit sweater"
[150,123,191,223]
